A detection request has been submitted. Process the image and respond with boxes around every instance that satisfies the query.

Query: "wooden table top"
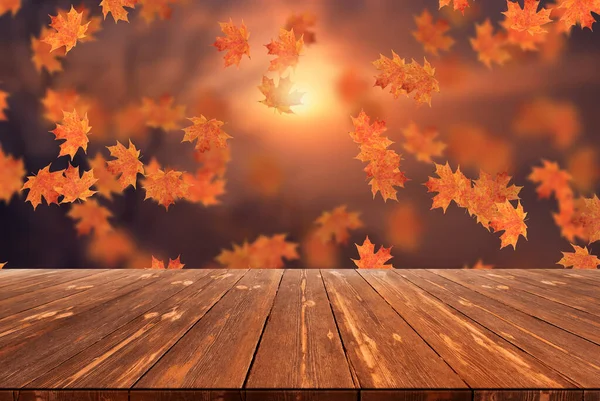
[0,268,599,401]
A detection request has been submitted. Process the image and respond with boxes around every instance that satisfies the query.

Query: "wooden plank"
[0,270,202,388]
[359,269,575,388]
[473,390,582,401]
[432,269,600,345]
[0,270,101,301]
[13,391,127,400]
[501,269,600,300]
[134,269,283,388]
[398,269,600,388]
[130,391,243,401]
[533,269,600,286]
[246,269,354,389]
[585,391,600,401]
[245,390,357,401]
[0,270,164,346]
[320,269,467,389]
[29,270,245,388]
[0,269,64,289]
[0,269,131,319]
[361,390,471,401]
[479,270,600,318]
[0,392,11,401]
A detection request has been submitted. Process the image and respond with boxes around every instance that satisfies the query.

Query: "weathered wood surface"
[0,268,598,401]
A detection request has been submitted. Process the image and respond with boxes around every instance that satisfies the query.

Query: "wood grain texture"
[585,391,600,401]
[361,390,471,401]
[359,269,575,388]
[398,269,600,388]
[246,269,354,389]
[29,270,245,388]
[0,269,67,289]
[321,269,467,389]
[432,269,600,345]
[0,270,200,387]
[473,390,582,401]
[528,270,600,290]
[0,392,11,401]
[0,270,100,301]
[135,269,283,388]
[13,391,128,400]
[497,269,600,300]
[245,390,357,401]
[130,390,243,401]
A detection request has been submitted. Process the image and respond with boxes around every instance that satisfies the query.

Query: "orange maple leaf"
[195,146,231,179]
[373,52,440,106]
[213,19,251,68]
[113,103,148,141]
[490,200,528,250]
[182,116,232,153]
[59,5,102,43]
[0,0,20,16]
[385,202,424,252]
[0,262,6,269]
[412,9,455,56]
[67,199,112,236]
[467,171,522,229]
[557,244,600,269]
[141,95,186,131]
[0,90,8,121]
[528,160,572,200]
[557,0,600,30]
[215,241,254,269]
[43,6,89,54]
[87,228,136,267]
[439,0,472,14]
[143,168,190,210]
[150,255,185,269]
[88,153,123,200]
[352,236,394,269]
[314,205,363,245]
[22,164,64,210]
[137,0,176,23]
[31,27,65,74]
[0,146,25,203]
[567,148,600,193]
[502,0,553,35]
[216,234,299,269]
[285,12,317,45]
[302,230,341,269]
[50,109,91,159]
[54,164,97,204]
[265,28,304,74]
[182,171,225,206]
[349,110,392,162]
[100,0,137,23]
[464,259,494,269]
[258,75,304,114]
[41,88,86,123]
[364,150,408,202]
[553,199,586,243]
[470,19,511,68]
[336,68,370,105]
[106,140,145,190]
[401,122,446,163]
[425,162,471,212]
[575,195,600,243]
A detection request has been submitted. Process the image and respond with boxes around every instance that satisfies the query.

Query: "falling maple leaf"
[439,0,472,14]
[88,153,123,200]
[385,202,424,252]
[87,228,135,267]
[100,0,137,23]
[490,200,528,250]
[213,19,251,68]
[54,164,97,204]
[216,234,299,269]
[41,88,87,123]
[141,95,186,131]
[528,160,572,200]
[567,148,599,194]
[182,171,225,206]
[470,19,511,68]
[150,255,185,269]
[195,146,231,179]
[557,0,600,30]
[143,168,190,210]
[574,195,600,243]
[43,6,90,54]
[373,52,440,106]
[258,75,304,114]
[352,236,394,269]
[285,12,317,45]
[215,240,254,269]
[302,230,341,269]
[557,244,600,269]
[137,0,177,23]
[401,122,446,163]
[0,0,20,16]
[425,162,471,212]
[67,199,112,236]
[0,90,8,121]
[467,171,522,228]
[106,140,145,190]
[314,205,363,245]
[50,109,91,159]
[31,27,65,74]
[21,164,64,210]
[265,28,304,74]
[59,5,102,43]
[0,146,25,203]
[182,116,232,153]
[502,0,553,35]
[113,103,148,141]
[412,9,455,56]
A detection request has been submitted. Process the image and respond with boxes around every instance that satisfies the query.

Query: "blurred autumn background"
[0,0,599,269]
